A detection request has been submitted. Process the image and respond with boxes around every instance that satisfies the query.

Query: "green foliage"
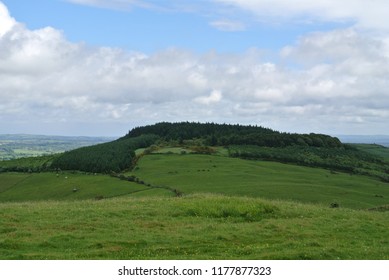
[124,122,343,148]
[51,134,158,173]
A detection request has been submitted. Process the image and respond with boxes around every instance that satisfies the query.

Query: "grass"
[0,194,388,260]
[1,151,389,259]
[0,172,172,202]
[127,153,389,209]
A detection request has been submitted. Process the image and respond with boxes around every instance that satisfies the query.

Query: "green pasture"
[0,194,388,260]
[127,154,389,209]
[0,172,172,202]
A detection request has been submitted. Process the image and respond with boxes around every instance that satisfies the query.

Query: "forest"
[124,122,343,148]
[50,134,158,173]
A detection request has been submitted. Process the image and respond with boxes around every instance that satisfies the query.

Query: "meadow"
[0,172,172,202]
[0,194,388,260]
[127,153,389,209]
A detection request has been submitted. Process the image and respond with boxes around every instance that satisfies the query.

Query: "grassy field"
[127,153,389,209]
[0,194,388,260]
[0,172,173,202]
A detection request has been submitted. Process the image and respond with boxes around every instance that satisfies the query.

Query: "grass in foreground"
[0,194,388,260]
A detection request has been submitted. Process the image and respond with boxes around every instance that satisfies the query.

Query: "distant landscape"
[0,134,115,160]
[336,135,389,147]
[0,122,388,260]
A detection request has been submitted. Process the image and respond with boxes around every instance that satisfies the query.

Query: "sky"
[0,0,388,136]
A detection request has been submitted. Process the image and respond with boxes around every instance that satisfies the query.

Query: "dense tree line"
[124,122,343,148]
[51,134,158,173]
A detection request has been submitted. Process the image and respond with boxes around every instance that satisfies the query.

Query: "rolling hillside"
[1,122,389,260]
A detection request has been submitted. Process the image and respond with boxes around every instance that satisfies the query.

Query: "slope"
[126,153,389,209]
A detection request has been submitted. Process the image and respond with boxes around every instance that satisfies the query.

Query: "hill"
[48,122,389,183]
[46,121,345,173]
[1,122,389,260]
[0,122,389,203]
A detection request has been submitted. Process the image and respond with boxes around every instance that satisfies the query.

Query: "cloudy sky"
[1,0,388,136]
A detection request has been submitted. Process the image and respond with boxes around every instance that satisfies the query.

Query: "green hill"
[1,122,389,207]
[1,122,389,259]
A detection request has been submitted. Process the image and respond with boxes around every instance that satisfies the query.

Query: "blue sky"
[1,0,389,136]
[3,0,348,53]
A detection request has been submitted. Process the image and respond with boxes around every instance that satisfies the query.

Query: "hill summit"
[49,122,344,173]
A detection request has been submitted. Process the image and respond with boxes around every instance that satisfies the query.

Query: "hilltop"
[51,121,344,173]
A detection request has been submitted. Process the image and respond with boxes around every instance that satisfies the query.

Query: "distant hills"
[336,135,389,147]
[0,134,115,160]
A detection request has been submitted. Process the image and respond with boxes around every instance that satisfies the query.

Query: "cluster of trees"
[51,134,158,173]
[125,122,343,148]
[125,122,274,140]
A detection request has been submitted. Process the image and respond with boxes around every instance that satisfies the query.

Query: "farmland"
[0,134,114,160]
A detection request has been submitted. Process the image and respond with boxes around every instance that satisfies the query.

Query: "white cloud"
[195,90,223,105]
[1,2,389,135]
[281,29,385,64]
[210,20,246,31]
[213,0,389,31]
[0,2,16,36]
